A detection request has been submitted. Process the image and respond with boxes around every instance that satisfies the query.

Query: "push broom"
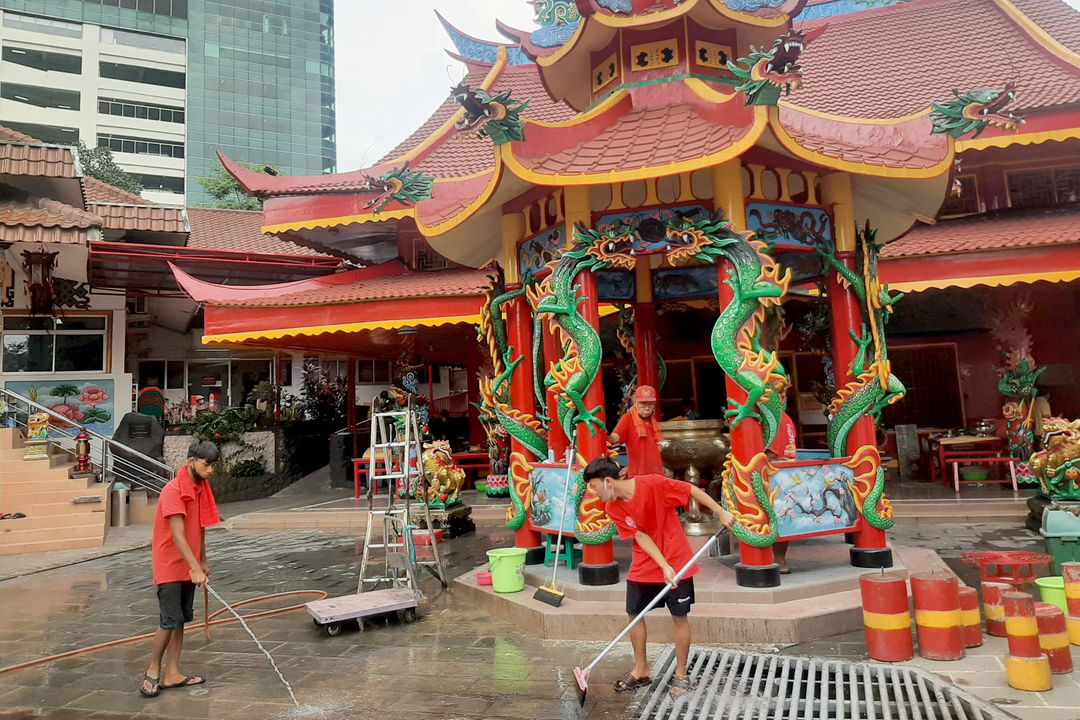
[532,437,578,608]
[573,526,730,706]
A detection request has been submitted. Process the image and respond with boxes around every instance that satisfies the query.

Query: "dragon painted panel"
[653,266,720,301]
[519,226,566,278]
[747,202,832,251]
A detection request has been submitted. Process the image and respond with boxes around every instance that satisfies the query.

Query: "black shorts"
[157,581,196,630]
[626,577,695,617]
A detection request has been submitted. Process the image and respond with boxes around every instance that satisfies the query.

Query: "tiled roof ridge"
[83,176,155,206]
[0,197,104,228]
[798,0,950,25]
[883,204,1080,257]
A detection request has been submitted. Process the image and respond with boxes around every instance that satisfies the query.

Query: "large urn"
[659,419,730,535]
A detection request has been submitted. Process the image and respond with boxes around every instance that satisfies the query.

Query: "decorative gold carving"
[694,40,732,69]
[630,40,679,72]
[592,52,619,91]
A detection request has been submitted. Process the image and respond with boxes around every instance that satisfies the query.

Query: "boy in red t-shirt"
[583,457,734,697]
[608,385,665,477]
[139,440,222,698]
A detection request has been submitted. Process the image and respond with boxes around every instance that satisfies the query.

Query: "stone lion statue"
[1030,417,1080,499]
[422,440,466,505]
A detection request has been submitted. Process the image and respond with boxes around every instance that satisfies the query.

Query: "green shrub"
[229,458,267,477]
[181,405,260,442]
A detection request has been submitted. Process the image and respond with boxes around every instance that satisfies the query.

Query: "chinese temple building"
[177,0,1080,589]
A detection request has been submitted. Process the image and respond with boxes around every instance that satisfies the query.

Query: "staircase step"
[0,487,108,506]
[1,476,97,492]
[0,428,26,450]
[0,536,104,555]
[0,465,80,484]
[0,522,106,544]
[0,452,68,472]
[7,501,109,517]
[0,512,109,531]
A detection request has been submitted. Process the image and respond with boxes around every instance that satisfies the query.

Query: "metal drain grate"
[635,647,1016,720]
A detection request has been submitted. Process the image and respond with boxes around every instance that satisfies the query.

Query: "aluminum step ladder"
[357,396,448,595]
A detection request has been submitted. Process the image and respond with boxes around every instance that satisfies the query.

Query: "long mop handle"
[581,530,723,675]
[547,438,578,586]
[204,586,210,641]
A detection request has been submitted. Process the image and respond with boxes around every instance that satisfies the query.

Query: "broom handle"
[548,437,578,586]
[204,586,210,641]
[583,530,723,674]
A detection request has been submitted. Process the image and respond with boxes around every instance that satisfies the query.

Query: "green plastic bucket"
[1035,576,1068,613]
[487,547,527,593]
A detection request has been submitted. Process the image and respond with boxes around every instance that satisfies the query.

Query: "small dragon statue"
[930,83,1024,139]
[452,81,530,145]
[358,164,434,213]
[1030,418,1080,500]
[727,26,827,106]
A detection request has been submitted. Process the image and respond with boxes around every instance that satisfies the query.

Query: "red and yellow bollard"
[1063,562,1080,646]
[958,586,982,648]
[1003,590,1053,691]
[982,581,1011,637]
[1035,602,1073,675]
[860,573,914,662]
[910,572,964,660]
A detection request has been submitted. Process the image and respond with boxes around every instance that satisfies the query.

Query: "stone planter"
[163,430,279,474]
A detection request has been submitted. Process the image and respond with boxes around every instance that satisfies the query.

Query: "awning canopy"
[880,244,1080,293]
[89,241,344,296]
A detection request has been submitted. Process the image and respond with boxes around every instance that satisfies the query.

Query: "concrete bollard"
[1035,602,1074,675]
[860,573,914,662]
[1063,563,1080,646]
[910,572,964,661]
[958,586,982,648]
[982,581,1011,637]
[1003,591,1053,691]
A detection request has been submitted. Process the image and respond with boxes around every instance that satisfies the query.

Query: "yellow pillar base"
[1005,654,1053,692]
[23,440,49,460]
[1067,615,1080,646]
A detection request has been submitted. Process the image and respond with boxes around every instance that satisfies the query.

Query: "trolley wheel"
[398,607,417,624]
[324,622,342,637]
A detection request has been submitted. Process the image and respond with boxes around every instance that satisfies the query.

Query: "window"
[356,359,392,384]
[99,61,185,89]
[100,97,183,123]
[1,122,78,144]
[2,47,81,74]
[2,13,82,38]
[98,133,184,159]
[134,174,184,194]
[1,83,80,111]
[1,316,107,373]
[1007,167,1080,209]
[101,27,184,54]
[78,0,186,18]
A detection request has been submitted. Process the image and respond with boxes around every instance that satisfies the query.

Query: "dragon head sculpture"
[728,25,827,106]
[998,357,1044,400]
[451,81,530,145]
[356,164,434,213]
[930,83,1024,139]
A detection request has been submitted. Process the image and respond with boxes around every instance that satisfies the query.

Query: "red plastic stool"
[961,552,1054,587]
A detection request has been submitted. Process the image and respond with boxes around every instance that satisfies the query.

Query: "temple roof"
[0,196,101,244]
[882,205,1080,258]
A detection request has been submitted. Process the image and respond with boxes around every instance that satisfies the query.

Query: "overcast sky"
[333,0,1080,172]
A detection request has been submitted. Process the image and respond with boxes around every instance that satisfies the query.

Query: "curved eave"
[579,0,797,30]
[990,0,1080,70]
[769,106,953,179]
[954,108,1080,151]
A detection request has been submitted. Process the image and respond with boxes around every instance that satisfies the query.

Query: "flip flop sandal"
[11,513,25,519]
[669,676,697,697]
[779,568,792,575]
[138,674,160,698]
[161,676,205,690]
[613,673,652,692]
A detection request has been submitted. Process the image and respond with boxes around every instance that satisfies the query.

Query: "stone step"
[1,475,97,492]
[0,452,68,472]
[6,500,109,518]
[0,486,108,507]
[0,428,25,450]
[0,465,80,485]
[0,522,106,544]
[0,511,109,531]
[0,536,104,555]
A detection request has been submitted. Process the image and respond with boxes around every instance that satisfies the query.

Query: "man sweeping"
[140,440,221,697]
[583,457,735,697]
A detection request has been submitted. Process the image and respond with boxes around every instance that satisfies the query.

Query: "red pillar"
[827,253,890,564]
[507,294,544,558]
[719,260,778,585]
[633,302,660,391]
[575,270,617,584]
[347,358,358,458]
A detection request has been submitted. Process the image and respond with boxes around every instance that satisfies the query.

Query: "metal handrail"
[0,387,170,494]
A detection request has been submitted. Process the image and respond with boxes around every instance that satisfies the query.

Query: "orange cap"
[768,412,797,459]
[635,385,657,402]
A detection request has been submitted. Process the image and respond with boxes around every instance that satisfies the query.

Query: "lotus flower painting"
[4,380,115,436]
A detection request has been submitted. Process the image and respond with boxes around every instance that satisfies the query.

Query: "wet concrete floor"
[0,518,1054,719]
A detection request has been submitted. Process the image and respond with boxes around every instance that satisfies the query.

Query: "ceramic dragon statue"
[1000,357,1044,463]
[358,163,434,213]
[451,81,530,145]
[727,26,827,106]
[1030,417,1080,500]
[930,83,1024,139]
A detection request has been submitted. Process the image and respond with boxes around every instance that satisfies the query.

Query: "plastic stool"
[544,535,582,570]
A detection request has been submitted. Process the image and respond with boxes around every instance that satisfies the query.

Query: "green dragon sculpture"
[999,357,1044,463]
[727,26,826,106]
[930,83,1024,139]
[358,163,434,213]
[452,81,530,145]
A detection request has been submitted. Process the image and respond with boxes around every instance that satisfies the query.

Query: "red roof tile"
[0,125,77,178]
[0,197,102,244]
[186,207,331,257]
[1009,0,1080,54]
[882,205,1080,258]
[91,203,188,233]
[83,176,154,206]
[793,0,1080,119]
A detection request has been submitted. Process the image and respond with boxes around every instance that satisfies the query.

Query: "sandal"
[670,675,696,697]
[161,675,204,690]
[613,673,652,692]
[138,673,160,698]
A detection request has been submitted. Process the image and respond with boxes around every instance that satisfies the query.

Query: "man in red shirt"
[139,440,221,698]
[609,385,665,477]
[583,457,734,697]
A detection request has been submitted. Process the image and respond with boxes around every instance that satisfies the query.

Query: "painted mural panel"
[653,266,719,300]
[593,204,710,254]
[528,463,578,534]
[746,202,832,250]
[772,461,859,538]
[519,226,565,277]
[596,270,635,301]
[3,379,116,436]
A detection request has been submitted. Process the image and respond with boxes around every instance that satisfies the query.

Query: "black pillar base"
[524,545,546,566]
[844,532,856,545]
[734,562,781,588]
[850,547,893,569]
[579,561,620,586]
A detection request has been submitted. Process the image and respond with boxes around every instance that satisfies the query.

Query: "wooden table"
[935,436,1016,493]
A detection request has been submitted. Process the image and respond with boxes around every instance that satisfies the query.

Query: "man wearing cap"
[609,385,666,477]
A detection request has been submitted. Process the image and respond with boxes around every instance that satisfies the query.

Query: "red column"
[633,303,659,391]
[347,358,357,458]
[575,270,616,581]
[719,261,777,583]
[507,294,543,557]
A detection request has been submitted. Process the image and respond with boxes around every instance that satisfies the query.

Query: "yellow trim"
[986,605,1006,621]
[202,315,484,345]
[262,209,411,235]
[1004,655,1052,691]
[777,101,932,126]
[588,0,702,28]
[989,0,1080,69]
[390,47,509,163]
[914,608,961,629]
[862,610,912,631]
[503,107,767,186]
[960,609,982,627]
[684,77,743,105]
[768,107,954,179]
[1040,632,1071,651]
[1005,615,1039,637]
[535,12,589,68]
[889,269,1080,294]
[523,90,629,128]
[956,127,1080,151]
[414,164,503,237]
